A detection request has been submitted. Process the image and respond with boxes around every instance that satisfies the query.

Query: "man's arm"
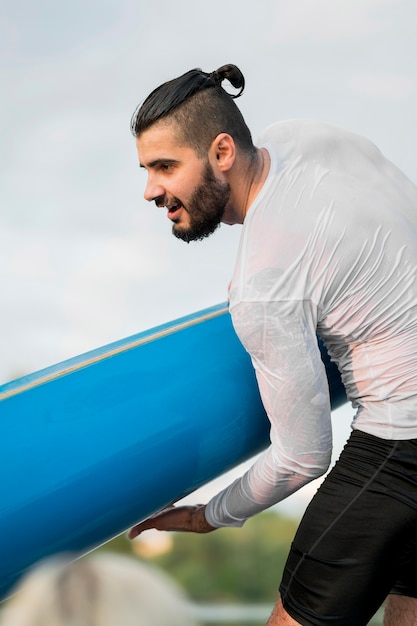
[130,300,333,537]
[204,300,333,527]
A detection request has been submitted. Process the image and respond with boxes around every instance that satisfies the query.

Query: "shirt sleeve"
[205,299,333,528]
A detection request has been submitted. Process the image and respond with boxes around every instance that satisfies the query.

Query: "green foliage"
[101,511,297,603]
[100,531,133,556]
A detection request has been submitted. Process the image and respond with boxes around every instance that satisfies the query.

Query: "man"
[128,64,417,625]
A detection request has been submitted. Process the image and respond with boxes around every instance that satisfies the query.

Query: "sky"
[1,0,417,518]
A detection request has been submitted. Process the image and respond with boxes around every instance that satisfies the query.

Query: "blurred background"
[1,1,415,623]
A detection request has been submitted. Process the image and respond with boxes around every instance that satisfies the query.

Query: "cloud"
[59,228,170,335]
[269,0,399,43]
[1,106,138,236]
[348,72,414,100]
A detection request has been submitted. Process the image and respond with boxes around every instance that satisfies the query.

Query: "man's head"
[131,64,254,158]
[132,65,256,242]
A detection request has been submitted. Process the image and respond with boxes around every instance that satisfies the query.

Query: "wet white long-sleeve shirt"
[205,120,417,528]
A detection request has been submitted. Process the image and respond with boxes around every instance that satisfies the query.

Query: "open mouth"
[166,202,183,221]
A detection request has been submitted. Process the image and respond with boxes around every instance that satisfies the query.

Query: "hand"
[128,504,216,540]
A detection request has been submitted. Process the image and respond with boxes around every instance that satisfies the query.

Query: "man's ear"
[209,133,236,172]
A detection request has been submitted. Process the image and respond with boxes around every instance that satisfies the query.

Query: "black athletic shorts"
[279,429,417,626]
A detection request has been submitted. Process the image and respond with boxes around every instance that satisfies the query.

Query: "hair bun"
[210,64,245,98]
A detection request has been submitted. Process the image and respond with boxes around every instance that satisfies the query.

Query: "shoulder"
[258,119,379,151]
[257,119,384,172]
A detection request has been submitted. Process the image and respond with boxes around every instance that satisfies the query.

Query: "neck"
[223,147,270,225]
[243,147,270,217]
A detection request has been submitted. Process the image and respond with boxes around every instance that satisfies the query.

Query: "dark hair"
[130,64,255,158]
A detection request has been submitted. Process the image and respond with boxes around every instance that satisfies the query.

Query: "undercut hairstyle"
[130,64,256,158]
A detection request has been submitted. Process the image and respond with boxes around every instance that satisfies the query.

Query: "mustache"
[153,195,181,208]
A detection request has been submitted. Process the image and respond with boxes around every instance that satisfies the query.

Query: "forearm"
[205,443,329,528]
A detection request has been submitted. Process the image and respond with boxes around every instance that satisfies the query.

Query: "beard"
[172,161,231,243]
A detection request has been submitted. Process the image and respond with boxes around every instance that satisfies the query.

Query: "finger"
[128,505,179,539]
[128,523,148,539]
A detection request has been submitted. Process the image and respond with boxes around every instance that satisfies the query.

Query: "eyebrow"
[139,158,179,169]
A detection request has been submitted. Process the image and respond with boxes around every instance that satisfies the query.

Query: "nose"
[144,174,165,203]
